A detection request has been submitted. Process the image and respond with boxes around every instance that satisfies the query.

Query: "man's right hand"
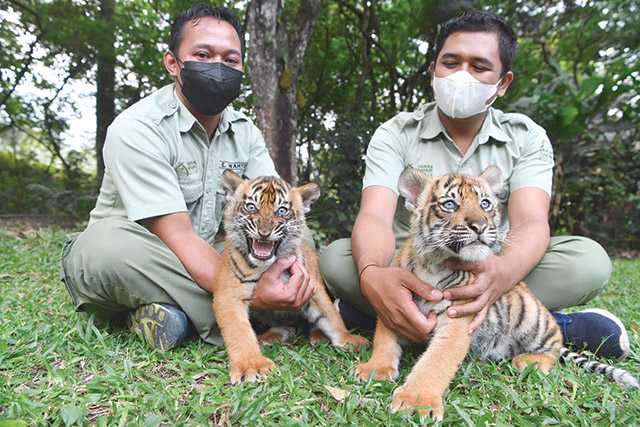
[360,265,442,342]
[250,256,314,311]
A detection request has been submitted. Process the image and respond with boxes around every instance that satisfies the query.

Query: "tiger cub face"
[221,170,320,265]
[398,166,505,262]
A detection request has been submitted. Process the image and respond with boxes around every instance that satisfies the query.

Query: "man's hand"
[443,255,516,333]
[360,265,442,342]
[250,256,314,311]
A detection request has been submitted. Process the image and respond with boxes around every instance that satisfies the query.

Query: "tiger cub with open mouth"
[356,166,638,420]
[213,170,368,383]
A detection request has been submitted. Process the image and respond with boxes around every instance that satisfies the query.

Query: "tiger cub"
[213,170,368,383]
[356,166,638,420]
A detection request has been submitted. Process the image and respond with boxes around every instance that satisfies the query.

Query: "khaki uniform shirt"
[89,84,277,244]
[363,102,554,244]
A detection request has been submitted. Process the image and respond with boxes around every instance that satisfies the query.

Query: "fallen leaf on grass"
[325,385,350,402]
[324,385,375,406]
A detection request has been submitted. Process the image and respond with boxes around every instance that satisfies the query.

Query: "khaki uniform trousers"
[60,217,224,345]
[319,236,612,317]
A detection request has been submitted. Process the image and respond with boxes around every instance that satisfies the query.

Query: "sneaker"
[552,308,630,359]
[127,304,188,351]
[335,299,376,331]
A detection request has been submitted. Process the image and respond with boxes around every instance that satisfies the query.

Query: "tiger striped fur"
[356,166,638,420]
[560,347,638,388]
[212,170,368,383]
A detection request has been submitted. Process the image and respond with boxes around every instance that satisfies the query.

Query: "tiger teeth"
[251,239,275,259]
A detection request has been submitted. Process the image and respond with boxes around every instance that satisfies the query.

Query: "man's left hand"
[442,255,516,333]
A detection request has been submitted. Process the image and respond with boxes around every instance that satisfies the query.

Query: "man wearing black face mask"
[59,4,315,350]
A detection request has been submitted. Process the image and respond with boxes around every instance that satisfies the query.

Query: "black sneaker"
[127,304,188,351]
[335,299,376,331]
[553,309,630,359]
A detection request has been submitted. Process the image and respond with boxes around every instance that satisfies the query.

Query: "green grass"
[1,229,639,426]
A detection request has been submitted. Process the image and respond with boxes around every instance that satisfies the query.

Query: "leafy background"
[1,0,639,253]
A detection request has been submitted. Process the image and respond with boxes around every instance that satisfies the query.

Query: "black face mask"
[176,59,243,116]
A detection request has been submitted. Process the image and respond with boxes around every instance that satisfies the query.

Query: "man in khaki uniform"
[61,5,314,350]
[320,11,629,358]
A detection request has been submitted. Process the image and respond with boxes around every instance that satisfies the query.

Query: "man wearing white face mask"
[432,70,503,119]
[320,11,629,359]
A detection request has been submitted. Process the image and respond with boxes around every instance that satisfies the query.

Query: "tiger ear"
[221,169,245,201]
[479,165,504,196]
[296,182,321,213]
[398,167,431,211]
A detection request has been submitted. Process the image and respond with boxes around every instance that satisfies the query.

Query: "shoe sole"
[128,304,186,351]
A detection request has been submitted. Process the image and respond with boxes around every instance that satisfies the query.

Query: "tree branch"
[0,40,38,109]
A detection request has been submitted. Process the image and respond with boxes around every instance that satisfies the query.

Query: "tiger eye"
[480,198,492,210]
[245,202,257,213]
[276,206,289,217]
[441,200,457,211]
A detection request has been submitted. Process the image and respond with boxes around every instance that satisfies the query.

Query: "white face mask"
[432,71,502,119]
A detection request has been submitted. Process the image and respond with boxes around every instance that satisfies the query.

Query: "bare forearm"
[166,233,221,293]
[143,213,221,293]
[352,212,396,274]
[500,220,550,285]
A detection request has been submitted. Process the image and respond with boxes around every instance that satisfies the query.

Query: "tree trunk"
[95,0,116,188]
[246,0,322,185]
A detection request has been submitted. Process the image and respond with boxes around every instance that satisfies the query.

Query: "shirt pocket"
[178,176,204,205]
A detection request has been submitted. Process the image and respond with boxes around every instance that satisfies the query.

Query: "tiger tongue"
[252,239,275,257]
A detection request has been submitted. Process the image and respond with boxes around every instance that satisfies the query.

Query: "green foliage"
[482,0,640,251]
[1,0,639,251]
[299,0,640,250]
[0,151,95,218]
[1,231,640,424]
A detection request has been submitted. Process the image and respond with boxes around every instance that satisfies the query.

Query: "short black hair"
[434,11,517,75]
[169,4,244,56]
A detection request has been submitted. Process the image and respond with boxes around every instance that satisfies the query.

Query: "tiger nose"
[258,224,272,239]
[468,220,487,235]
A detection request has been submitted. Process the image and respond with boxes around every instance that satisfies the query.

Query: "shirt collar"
[477,108,511,144]
[418,103,448,140]
[175,91,198,133]
[418,103,511,144]
[174,89,241,136]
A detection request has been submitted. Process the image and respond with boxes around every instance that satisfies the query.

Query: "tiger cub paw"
[356,361,398,381]
[391,385,445,421]
[512,353,555,374]
[338,333,369,351]
[229,355,275,384]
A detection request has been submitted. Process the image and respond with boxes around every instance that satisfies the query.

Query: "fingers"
[291,261,313,309]
[389,302,438,343]
[399,270,442,302]
[447,292,489,319]
[443,275,488,301]
[378,313,421,343]
[266,255,297,278]
[468,305,489,334]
